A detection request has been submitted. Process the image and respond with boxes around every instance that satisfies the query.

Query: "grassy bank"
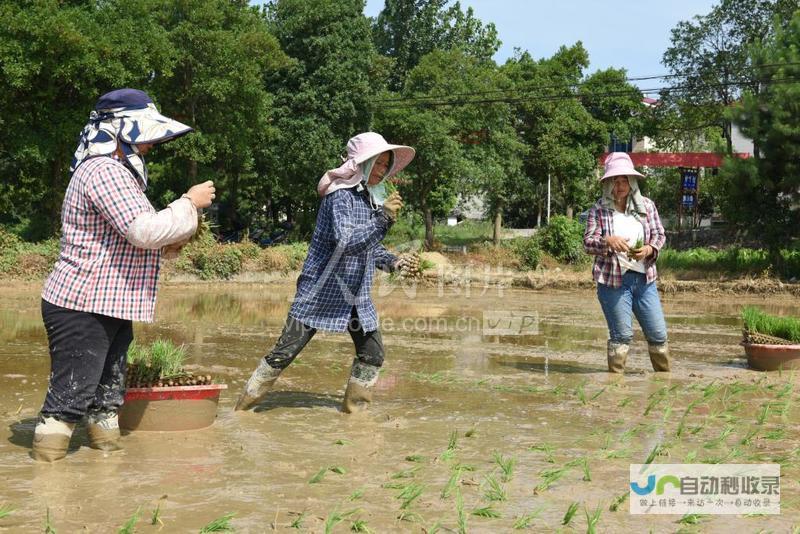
[2,224,799,283]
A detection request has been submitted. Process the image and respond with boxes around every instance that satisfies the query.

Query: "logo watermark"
[377,310,539,336]
[630,464,780,515]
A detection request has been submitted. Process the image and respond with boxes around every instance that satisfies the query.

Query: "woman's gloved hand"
[382,191,403,221]
[394,251,422,278]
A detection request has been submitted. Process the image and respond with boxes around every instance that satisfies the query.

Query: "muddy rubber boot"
[341,361,380,414]
[86,411,123,452]
[607,341,629,374]
[31,416,75,463]
[648,342,671,372]
[234,358,282,411]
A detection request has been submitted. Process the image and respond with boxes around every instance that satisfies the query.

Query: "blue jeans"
[597,271,668,345]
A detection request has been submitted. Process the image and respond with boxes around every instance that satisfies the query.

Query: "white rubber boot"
[32,416,75,463]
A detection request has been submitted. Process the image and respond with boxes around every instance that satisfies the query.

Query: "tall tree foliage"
[0,0,173,238]
[147,0,286,233]
[373,0,500,90]
[503,45,608,222]
[661,0,797,154]
[264,0,376,232]
[718,10,800,271]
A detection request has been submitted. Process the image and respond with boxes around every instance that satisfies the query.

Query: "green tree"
[264,0,376,233]
[718,10,800,272]
[503,45,607,221]
[373,0,500,90]
[661,0,797,154]
[376,49,524,249]
[147,0,287,233]
[0,0,173,238]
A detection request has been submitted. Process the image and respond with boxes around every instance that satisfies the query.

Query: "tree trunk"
[493,203,502,246]
[536,201,542,228]
[566,206,574,219]
[723,119,733,154]
[423,203,434,251]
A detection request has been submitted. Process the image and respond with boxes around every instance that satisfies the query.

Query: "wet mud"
[1,282,799,532]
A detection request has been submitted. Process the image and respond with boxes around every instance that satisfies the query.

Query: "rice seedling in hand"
[0,505,13,519]
[493,452,516,482]
[118,507,141,534]
[472,505,501,519]
[609,492,628,512]
[512,508,543,529]
[483,475,507,502]
[585,503,603,533]
[561,501,579,526]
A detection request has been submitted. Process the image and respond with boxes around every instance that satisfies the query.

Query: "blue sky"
[364,0,719,85]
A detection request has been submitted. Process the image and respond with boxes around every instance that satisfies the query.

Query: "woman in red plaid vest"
[33,89,215,462]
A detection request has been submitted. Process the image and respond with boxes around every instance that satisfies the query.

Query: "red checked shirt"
[42,157,161,322]
[583,197,666,288]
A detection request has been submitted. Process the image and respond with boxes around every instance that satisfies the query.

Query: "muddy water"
[1,281,799,532]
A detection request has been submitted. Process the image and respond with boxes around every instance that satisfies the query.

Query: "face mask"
[367,180,387,206]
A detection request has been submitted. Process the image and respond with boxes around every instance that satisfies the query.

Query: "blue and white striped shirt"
[289,187,397,332]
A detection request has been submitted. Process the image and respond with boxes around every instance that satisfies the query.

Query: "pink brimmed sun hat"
[601,152,645,181]
[317,132,415,196]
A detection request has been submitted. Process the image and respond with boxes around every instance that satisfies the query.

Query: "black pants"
[265,308,384,370]
[40,300,133,423]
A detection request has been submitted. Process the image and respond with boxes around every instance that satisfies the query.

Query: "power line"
[370,61,800,106]
[370,76,800,110]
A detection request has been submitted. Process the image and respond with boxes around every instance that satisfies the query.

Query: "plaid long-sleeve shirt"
[42,157,161,322]
[583,197,666,288]
[289,187,396,332]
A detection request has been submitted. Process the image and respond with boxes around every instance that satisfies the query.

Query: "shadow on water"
[7,418,37,450]
[252,391,341,412]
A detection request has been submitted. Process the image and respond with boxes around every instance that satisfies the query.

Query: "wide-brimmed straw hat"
[317,132,415,196]
[601,152,645,181]
[70,88,193,186]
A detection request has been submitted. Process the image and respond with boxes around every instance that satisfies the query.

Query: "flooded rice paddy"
[1,281,799,532]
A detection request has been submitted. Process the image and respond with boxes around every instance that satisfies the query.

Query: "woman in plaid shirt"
[235,132,417,414]
[583,152,670,374]
[33,89,216,462]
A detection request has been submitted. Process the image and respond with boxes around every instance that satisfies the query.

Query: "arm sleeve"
[85,161,155,238]
[374,244,399,272]
[330,191,392,256]
[645,199,666,261]
[126,197,198,250]
[583,205,610,256]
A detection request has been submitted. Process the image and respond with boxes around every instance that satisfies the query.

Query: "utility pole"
[546,173,551,224]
